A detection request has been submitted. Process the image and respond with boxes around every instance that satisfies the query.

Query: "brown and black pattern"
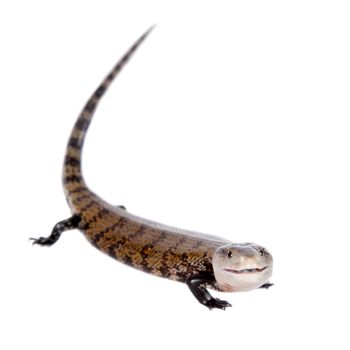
[34,28,233,304]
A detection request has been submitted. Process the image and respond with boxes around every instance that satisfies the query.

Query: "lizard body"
[32,27,273,310]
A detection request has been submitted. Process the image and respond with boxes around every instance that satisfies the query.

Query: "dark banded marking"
[106,72,115,82]
[127,224,147,239]
[121,254,133,267]
[94,208,110,221]
[68,186,88,194]
[157,264,172,279]
[93,231,107,245]
[94,85,106,98]
[202,253,215,272]
[79,199,97,213]
[64,155,80,167]
[68,137,80,149]
[63,174,83,184]
[80,220,90,231]
[75,117,90,131]
[106,237,130,258]
[84,100,96,113]
[92,217,128,245]
[72,193,92,205]
[74,193,92,202]
[180,252,189,264]
[84,207,110,226]
[140,244,154,259]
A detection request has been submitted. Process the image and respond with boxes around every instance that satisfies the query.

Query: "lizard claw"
[30,236,55,246]
[259,283,274,289]
[206,298,232,310]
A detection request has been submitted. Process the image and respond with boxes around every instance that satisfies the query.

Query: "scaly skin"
[32,27,273,310]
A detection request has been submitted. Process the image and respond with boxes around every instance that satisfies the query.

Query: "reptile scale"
[31,27,273,310]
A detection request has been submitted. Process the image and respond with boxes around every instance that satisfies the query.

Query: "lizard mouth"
[223,266,268,274]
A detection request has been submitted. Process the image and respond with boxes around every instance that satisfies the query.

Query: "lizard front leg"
[186,273,232,310]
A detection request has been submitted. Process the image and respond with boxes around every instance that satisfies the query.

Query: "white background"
[1,1,349,349]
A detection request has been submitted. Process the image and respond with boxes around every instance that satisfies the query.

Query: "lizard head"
[212,243,273,292]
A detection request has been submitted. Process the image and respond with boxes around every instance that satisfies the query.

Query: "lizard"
[31,26,273,310]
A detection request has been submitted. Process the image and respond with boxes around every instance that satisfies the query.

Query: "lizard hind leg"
[30,215,81,246]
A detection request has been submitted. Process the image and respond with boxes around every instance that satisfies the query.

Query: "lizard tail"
[62,26,155,199]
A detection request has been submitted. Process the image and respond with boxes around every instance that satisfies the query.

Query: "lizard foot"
[206,298,232,310]
[30,215,80,247]
[259,283,274,289]
[30,236,58,246]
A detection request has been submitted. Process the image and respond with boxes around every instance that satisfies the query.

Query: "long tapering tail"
[62,26,155,201]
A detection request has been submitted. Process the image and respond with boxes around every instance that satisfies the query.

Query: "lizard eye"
[227,251,233,258]
[259,248,265,256]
